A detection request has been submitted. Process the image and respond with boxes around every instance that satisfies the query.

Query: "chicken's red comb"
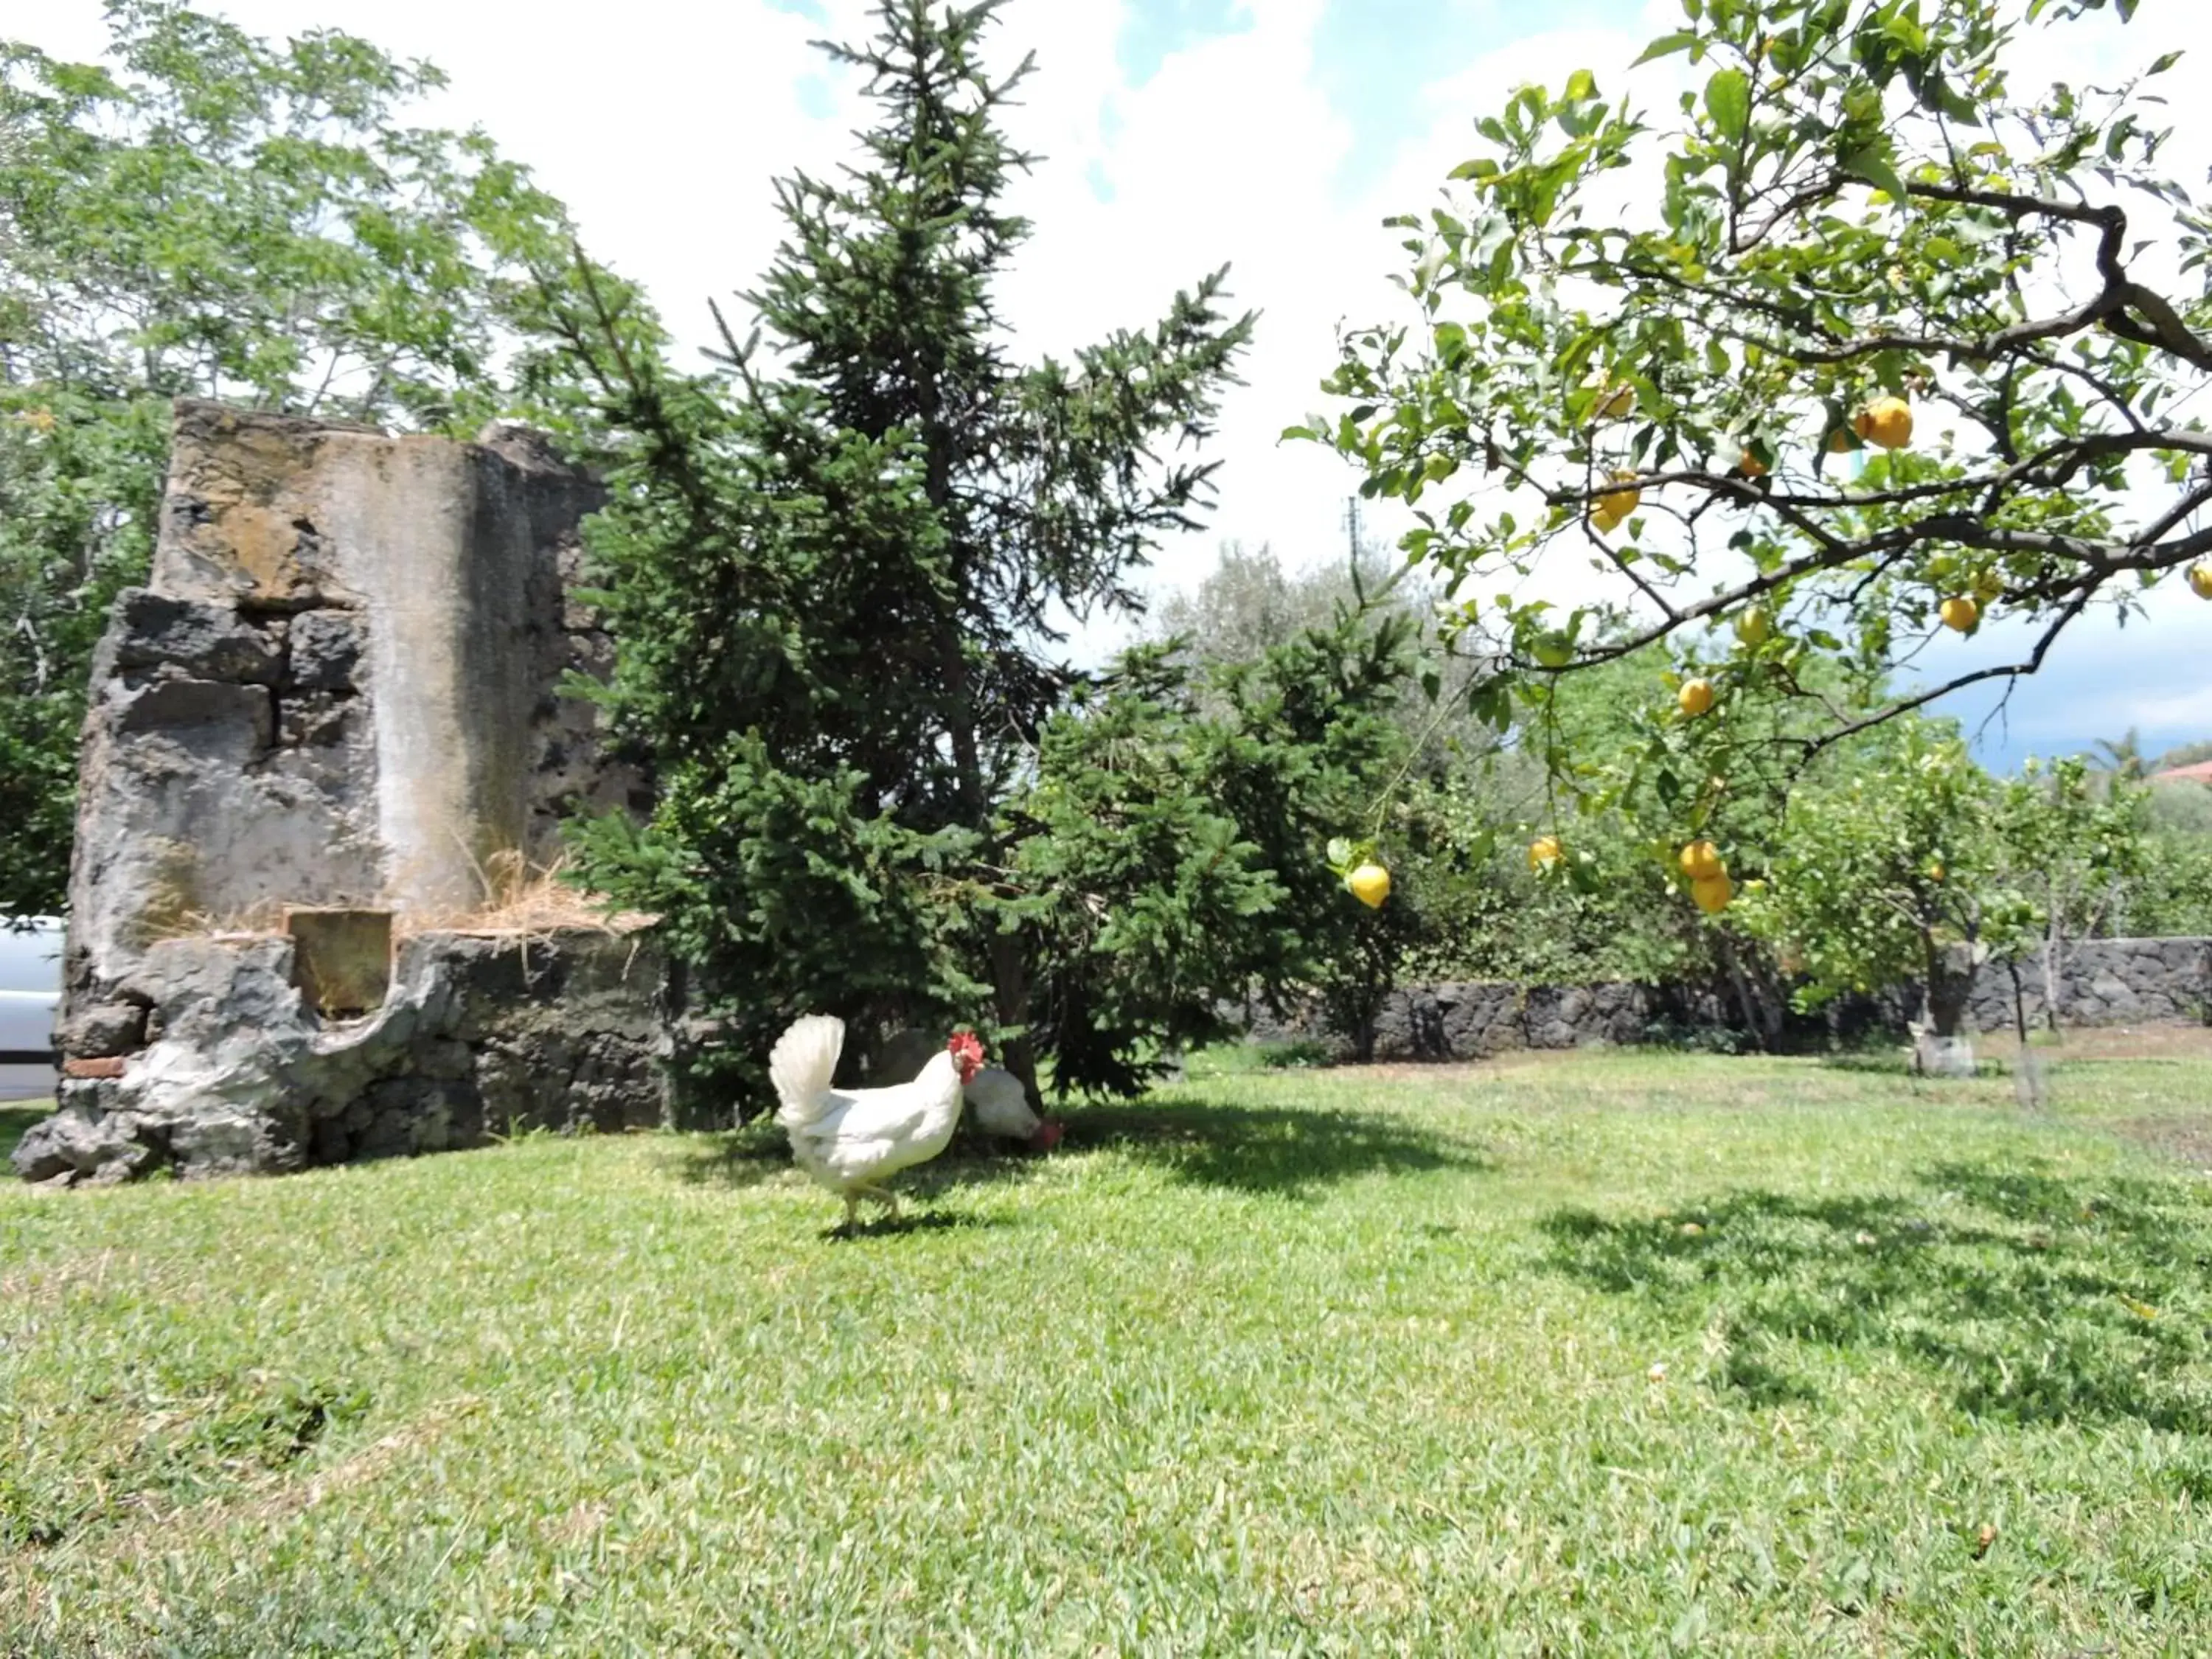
[947,1030,985,1060]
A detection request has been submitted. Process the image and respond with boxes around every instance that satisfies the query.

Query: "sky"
[18,0,2211,772]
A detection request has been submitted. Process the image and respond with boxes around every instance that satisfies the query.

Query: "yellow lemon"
[1591,380,1635,421]
[1598,472,1641,521]
[1735,606,1773,647]
[1928,861,1947,883]
[1691,873,1735,914]
[1738,448,1767,479]
[1827,426,1856,455]
[1528,835,1563,874]
[1854,396,1914,450]
[2191,562,2212,601]
[1939,595,1979,633]
[1532,632,1574,669]
[1347,863,1391,908]
[1679,840,1725,882]
[1677,678,1716,718]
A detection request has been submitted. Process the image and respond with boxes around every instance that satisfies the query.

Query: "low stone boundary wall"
[1239,981,1741,1062]
[1964,938,2209,1032]
[1244,937,2211,1062]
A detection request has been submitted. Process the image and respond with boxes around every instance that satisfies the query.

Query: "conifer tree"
[561,0,1254,1102]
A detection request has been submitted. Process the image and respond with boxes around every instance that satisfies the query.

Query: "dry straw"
[141,848,655,946]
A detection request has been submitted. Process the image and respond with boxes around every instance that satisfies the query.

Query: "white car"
[0,917,63,1062]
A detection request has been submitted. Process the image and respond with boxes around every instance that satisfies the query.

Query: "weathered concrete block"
[58,1001,147,1059]
[9,1105,160,1185]
[116,677,274,746]
[276,690,355,748]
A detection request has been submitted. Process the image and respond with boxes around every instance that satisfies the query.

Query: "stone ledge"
[16,928,669,1187]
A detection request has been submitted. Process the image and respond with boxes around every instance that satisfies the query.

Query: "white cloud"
[17,0,2210,716]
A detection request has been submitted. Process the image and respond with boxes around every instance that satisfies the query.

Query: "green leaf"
[1703,69,1750,140]
[1449,157,1501,181]
[2149,50,2183,75]
[1633,30,1700,66]
[1840,139,1909,205]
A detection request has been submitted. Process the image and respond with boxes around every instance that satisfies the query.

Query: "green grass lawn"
[5,1041,2212,1655]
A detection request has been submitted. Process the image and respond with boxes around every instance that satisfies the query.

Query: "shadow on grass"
[672,1096,1481,1201]
[1812,1049,2013,1082]
[1543,1160,2212,1430]
[0,1104,48,1167]
[671,1120,1054,1201]
[821,1208,1003,1242]
[1061,1097,1484,1197]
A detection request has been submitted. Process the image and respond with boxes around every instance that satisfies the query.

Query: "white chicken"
[962,1066,1066,1151]
[768,1015,986,1231]
[874,1026,1065,1151]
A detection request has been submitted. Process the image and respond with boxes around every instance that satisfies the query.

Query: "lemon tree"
[1295,0,2205,799]
[1733,719,2040,1055]
[1997,754,2150,1029]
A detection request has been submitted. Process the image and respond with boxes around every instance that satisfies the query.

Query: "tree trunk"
[1924,942,1977,1037]
[1354,964,1382,1065]
[2042,914,2063,1037]
[2006,959,2048,1110]
[987,927,1042,1108]
[1916,937,1980,1077]
[936,625,1043,1110]
[1717,934,1781,1052]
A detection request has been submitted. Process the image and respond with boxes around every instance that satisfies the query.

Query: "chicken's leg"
[858,1183,901,1220]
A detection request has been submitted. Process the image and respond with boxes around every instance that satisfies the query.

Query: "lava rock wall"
[13,930,669,1186]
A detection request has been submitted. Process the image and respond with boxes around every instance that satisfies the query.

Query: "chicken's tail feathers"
[768,1015,846,1127]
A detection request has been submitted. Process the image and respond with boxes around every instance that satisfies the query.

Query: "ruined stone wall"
[1238,981,1741,1062]
[14,400,668,1186]
[66,399,645,1010]
[1961,938,2210,1032]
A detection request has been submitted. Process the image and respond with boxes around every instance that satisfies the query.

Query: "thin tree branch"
[1795,584,2101,765]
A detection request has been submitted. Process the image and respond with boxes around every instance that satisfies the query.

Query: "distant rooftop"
[2152,760,2212,785]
